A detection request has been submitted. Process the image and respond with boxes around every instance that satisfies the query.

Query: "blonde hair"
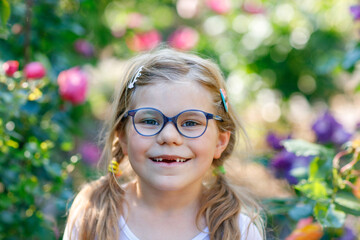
[66,48,265,240]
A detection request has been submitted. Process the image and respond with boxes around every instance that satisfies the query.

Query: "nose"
[156,121,183,145]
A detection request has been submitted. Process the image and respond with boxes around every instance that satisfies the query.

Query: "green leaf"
[309,156,332,181]
[283,139,334,158]
[343,47,360,70]
[0,0,10,27]
[355,83,360,93]
[289,203,313,220]
[295,180,329,200]
[334,192,360,216]
[314,202,346,228]
[0,26,9,39]
[262,198,298,215]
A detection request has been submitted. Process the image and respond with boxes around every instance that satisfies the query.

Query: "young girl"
[64,48,264,240]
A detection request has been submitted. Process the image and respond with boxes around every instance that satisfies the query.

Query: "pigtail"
[66,174,125,240]
[65,52,138,240]
[66,133,127,240]
[197,173,240,240]
[198,173,265,240]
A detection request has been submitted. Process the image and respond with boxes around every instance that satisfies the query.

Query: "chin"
[148,177,191,192]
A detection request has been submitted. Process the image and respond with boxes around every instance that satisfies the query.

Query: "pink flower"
[206,0,231,14]
[24,62,46,80]
[2,60,19,77]
[242,2,265,14]
[79,142,101,166]
[127,13,144,29]
[74,39,94,57]
[126,30,162,52]
[168,27,199,51]
[57,67,88,105]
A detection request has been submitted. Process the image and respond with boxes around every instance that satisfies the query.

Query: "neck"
[130,178,204,215]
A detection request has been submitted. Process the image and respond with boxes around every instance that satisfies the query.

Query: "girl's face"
[119,81,230,192]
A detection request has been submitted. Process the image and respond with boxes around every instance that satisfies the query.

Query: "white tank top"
[63,213,262,240]
[118,213,262,240]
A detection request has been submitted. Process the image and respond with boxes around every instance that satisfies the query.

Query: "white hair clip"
[128,66,143,89]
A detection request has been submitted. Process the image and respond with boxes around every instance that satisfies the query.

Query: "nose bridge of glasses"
[162,115,179,129]
[155,115,182,139]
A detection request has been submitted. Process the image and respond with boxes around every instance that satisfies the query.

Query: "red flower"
[24,62,46,80]
[206,0,231,14]
[168,27,199,51]
[2,60,19,77]
[126,30,162,52]
[57,67,88,105]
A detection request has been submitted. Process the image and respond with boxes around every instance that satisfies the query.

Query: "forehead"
[130,81,215,114]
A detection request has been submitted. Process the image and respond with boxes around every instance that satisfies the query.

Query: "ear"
[214,130,231,159]
[117,131,128,156]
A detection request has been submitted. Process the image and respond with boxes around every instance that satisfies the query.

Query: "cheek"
[127,131,152,154]
[193,135,218,158]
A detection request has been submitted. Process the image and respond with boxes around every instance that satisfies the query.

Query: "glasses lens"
[177,110,207,138]
[133,109,163,136]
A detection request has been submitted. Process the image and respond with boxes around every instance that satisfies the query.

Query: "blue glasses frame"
[124,107,223,138]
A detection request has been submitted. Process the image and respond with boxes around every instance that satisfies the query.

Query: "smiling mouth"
[150,157,191,163]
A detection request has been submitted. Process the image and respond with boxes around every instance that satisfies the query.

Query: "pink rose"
[168,27,199,51]
[242,2,265,14]
[3,60,19,77]
[126,30,161,52]
[57,67,88,105]
[206,0,231,14]
[127,13,144,29]
[74,39,94,57]
[24,62,46,80]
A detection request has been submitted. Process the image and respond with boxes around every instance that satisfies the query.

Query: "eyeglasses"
[124,107,223,138]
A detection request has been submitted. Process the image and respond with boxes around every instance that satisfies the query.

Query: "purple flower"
[350,5,360,20]
[332,127,352,146]
[312,111,352,146]
[337,227,357,240]
[271,150,313,184]
[266,132,291,150]
[271,150,297,184]
[356,122,360,130]
[74,39,95,57]
[79,142,101,166]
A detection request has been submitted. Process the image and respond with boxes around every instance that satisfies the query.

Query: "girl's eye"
[182,120,201,127]
[142,119,159,125]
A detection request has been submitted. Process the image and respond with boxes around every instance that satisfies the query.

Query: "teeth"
[153,157,187,162]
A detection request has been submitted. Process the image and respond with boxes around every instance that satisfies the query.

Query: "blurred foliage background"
[1,0,360,239]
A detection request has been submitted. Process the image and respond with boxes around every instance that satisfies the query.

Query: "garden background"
[1,0,360,239]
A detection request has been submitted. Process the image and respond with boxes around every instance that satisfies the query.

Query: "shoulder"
[63,220,79,240]
[238,213,263,240]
